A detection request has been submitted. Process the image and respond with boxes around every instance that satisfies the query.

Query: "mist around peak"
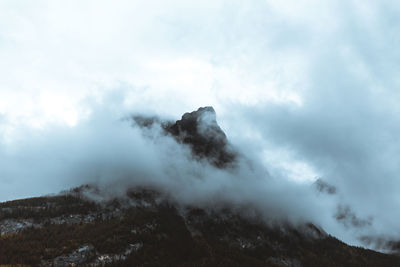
[0,96,399,253]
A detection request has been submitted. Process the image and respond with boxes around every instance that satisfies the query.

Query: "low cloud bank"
[1,95,396,251]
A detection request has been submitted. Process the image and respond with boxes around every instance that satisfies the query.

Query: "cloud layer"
[1,0,400,251]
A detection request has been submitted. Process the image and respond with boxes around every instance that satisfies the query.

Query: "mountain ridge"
[1,185,400,266]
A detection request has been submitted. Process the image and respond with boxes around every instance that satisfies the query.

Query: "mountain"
[133,106,236,168]
[1,186,400,267]
[164,106,236,168]
[1,107,400,266]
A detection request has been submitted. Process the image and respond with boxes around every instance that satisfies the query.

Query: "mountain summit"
[165,107,236,167]
[133,106,237,168]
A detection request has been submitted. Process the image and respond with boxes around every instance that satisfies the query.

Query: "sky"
[1,0,400,251]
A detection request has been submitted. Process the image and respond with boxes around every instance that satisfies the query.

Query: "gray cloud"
[215,2,400,247]
[1,0,400,252]
[0,94,328,226]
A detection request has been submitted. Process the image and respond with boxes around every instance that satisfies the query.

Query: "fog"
[0,94,392,250]
[1,0,400,251]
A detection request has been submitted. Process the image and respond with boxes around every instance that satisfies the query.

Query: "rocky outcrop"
[133,106,237,168]
[167,107,237,167]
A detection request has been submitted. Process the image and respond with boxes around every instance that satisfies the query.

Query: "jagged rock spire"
[165,106,236,168]
[132,106,236,168]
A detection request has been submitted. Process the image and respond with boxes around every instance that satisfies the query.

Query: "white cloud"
[0,0,309,126]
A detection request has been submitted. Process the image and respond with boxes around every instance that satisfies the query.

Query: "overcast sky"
[1,0,400,250]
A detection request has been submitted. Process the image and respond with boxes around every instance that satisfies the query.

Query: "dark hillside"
[1,187,400,267]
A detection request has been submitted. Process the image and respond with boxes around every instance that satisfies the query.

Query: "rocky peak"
[165,106,236,168]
